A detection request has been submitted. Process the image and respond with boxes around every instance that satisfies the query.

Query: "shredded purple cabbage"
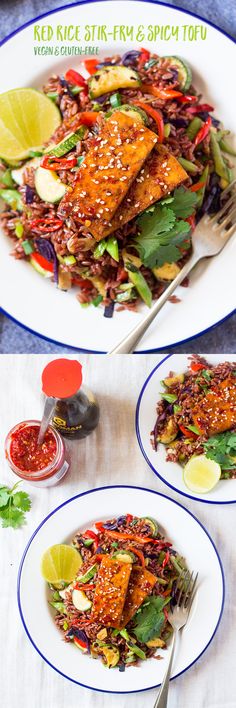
[121,50,140,66]
[67,628,90,652]
[34,237,58,284]
[103,520,118,530]
[171,118,188,129]
[25,185,35,204]
[92,93,111,104]
[96,60,120,68]
[59,77,75,100]
[117,516,128,526]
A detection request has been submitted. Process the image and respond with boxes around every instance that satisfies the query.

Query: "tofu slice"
[101,145,188,236]
[90,555,132,627]
[119,566,157,628]
[59,112,157,240]
[192,378,236,436]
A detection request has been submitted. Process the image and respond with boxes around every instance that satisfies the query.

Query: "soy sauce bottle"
[41,358,100,439]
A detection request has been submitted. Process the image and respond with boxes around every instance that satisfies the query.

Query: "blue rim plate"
[0,0,235,352]
[136,354,236,504]
[17,484,225,693]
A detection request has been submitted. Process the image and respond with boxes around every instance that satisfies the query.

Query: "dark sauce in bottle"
[53,386,100,439]
[41,358,100,440]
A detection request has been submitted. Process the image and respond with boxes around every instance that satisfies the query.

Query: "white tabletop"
[0,354,235,708]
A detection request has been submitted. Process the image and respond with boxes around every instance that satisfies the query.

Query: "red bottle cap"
[42,359,83,399]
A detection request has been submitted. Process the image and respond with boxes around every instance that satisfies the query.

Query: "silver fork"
[109,180,236,354]
[154,570,198,708]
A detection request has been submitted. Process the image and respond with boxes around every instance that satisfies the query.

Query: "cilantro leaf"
[135,206,190,268]
[13,491,31,512]
[0,487,10,508]
[204,431,236,470]
[168,186,198,218]
[133,595,170,643]
[0,506,26,528]
[0,482,31,529]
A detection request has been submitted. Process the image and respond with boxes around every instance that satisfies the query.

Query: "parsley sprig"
[134,187,198,269]
[0,481,31,528]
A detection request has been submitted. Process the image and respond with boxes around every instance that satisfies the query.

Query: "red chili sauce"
[9,424,57,472]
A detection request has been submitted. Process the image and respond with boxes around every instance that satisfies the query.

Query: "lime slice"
[0,88,61,162]
[183,454,221,494]
[41,544,82,586]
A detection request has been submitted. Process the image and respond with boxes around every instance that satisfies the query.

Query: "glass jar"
[5,419,69,487]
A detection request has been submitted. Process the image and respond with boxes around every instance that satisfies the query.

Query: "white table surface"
[0,354,235,708]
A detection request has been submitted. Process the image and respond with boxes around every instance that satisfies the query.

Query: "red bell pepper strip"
[185,214,196,231]
[40,155,77,171]
[77,111,100,127]
[141,84,183,100]
[189,180,206,192]
[138,48,150,67]
[95,526,172,546]
[194,116,212,147]
[162,550,170,568]
[74,637,88,649]
[190,361,206,372]
[31,253,54,272]
[64,69,87,90]
[84,530,98,541]
[30,217,63,233]
[83,529,99,549]
[187,103,214,114]
[163,607,169,622]
[126,514,133,524]
[132,101,164,143]
[129,547,145,567]
[84,58,98,75]
[177,94,197,104]
[179,424,198,439]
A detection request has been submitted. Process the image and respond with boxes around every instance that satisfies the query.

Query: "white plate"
[0,1,235,351]
[136,354,236,504]
[18,485,224,693]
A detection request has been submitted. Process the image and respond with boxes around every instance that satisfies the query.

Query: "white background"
[0,353,235,707]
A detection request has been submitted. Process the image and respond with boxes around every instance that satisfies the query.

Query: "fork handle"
[108,253,199,354]
[153,629,178,708]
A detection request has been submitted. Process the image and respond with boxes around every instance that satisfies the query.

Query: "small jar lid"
[42,358,83,399]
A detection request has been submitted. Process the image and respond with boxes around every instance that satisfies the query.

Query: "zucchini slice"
[113,550,135,563]
[77,563,98,584]
[72,589,92,612]
[107,104,148,125]
[45,126,87,158]
[35,165,66,203]
[142,517,159,537]
[163,56,192,91]
[89,65,141,98]
[11,157,41,186]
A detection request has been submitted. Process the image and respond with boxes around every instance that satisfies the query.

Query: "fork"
[153,569,198,708]
[109,180,236,354]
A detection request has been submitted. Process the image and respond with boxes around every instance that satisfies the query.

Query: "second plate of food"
[136,354,236,504]
[18,486,224,693]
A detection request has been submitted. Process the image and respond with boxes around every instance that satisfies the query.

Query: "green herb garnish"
[0,482,31,528]
[204,431,236,470]
[134,187,197,268]
[133,595,170,644]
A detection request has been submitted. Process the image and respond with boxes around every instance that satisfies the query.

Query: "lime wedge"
[41,544,82,586]
[183,454,221,494]
[0,88,61,162]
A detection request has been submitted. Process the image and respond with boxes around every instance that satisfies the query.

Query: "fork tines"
[175,569,198,609]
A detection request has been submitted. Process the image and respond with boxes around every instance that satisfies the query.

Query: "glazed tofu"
[60,112,157,240]
[101,145,187,236]
[192,378,236,436]
[90,555,132,627]
[119,567,157,628]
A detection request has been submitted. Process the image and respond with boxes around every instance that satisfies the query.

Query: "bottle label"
[53,416,82,433]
